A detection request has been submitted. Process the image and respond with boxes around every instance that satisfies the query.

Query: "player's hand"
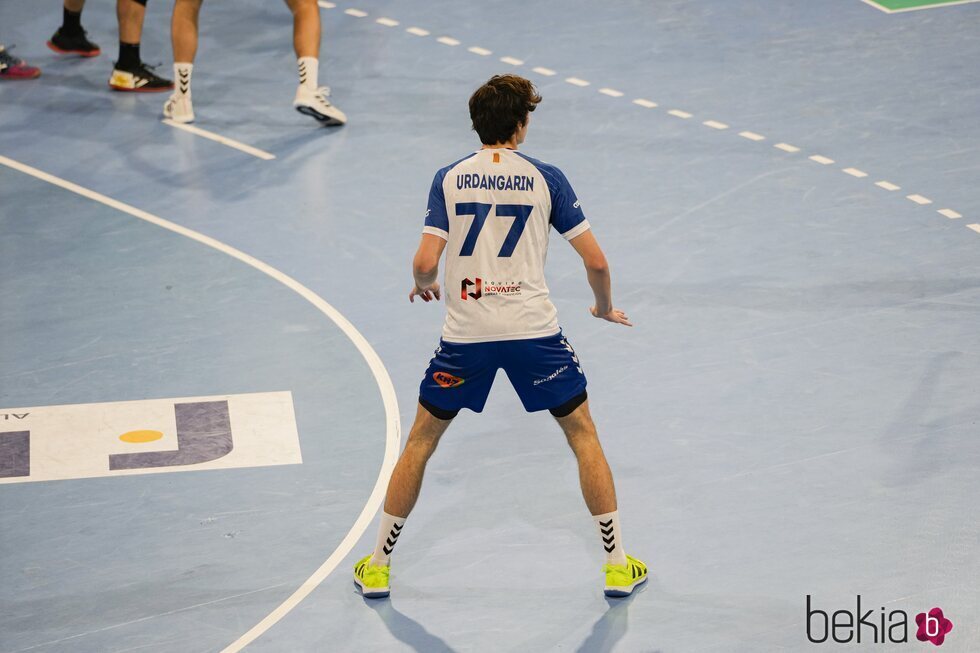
[409,282,441,303]
[590,306,633,327]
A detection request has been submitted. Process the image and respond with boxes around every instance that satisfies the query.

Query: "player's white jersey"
[423,148,590,343]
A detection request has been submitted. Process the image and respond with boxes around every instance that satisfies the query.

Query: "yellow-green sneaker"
[603,554,647,597]
[353,555,390,598]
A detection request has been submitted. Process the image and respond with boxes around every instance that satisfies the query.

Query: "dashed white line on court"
[775,143,800,153]
[500,56,524,66]
[376,17,399,26]
[406,27,429,36]
[876,181,900,191]
[633,99,657,108]
[809,155,835,165]
[532,66,556,76]
[739,131,765,141]
[907,194,933,205]
[967,224,980,234]
[668,109,692,119]
[599,88,624,97]
[468,46,492,56]
[703,120,729,130]
[566,77,590,87]
[437,36,460,46]
[344,8,367,17]
[938,209,962,219]
[843,168,868,178]
[316,1,335,7]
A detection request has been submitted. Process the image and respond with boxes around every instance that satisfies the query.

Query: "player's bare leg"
[354,404,451,597]
[384,404,453,519]
[163,0,201,122]
[556,399,647,596]
[555,399,617,515]
[285,0,346,124]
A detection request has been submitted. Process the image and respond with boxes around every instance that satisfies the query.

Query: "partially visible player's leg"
[110,0,173,92]
[284,0,346,125]
[163,0,201,123]
[49,0,101,57]
[354,402,453,598]
[554,398,647,597]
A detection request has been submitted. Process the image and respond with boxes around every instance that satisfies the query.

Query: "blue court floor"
[1,0,979,651]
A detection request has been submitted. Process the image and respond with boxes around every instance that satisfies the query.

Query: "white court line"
[907,194,933,205]
[968,224,980,234]
[437,36,460,46]
[938,209,962,219]
[774,142,800,152]
[376,17,399,27]
[876,180,900,190]
[860,0,980,13]
[162,119,275,161]
[0,154,401,653]
[316,1,335,7]
[565,77,590,87]
[344,8,367,17]
[468,46,492,56]
[739,131,765,141]
[633,98,658,108]
[668,109,692,119]
[532,66,556,76]
[843,167,868,178]
[599,88,624,97]
[703,120,729,130]
[406,26,429,36]
[809,155,835,165]
[500,56,524,66]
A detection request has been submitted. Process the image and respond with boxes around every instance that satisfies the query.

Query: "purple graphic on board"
[0,431,30,478]
[110,400,234,470]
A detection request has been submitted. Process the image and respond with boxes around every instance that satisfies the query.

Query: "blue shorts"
[418,331,587,415]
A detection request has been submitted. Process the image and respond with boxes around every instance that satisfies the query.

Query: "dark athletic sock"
[117,42,140,69]
[62,8,83,35]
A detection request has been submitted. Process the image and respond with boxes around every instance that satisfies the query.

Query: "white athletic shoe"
[163,92,194,124]
[294,85,346,126]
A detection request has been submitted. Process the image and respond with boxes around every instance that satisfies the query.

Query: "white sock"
[174,62,193,96]
[370,511,406,566]
[297,56,318,90]
[594,510,628,566]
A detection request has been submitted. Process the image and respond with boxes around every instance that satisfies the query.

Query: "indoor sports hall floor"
[1,0,979,651]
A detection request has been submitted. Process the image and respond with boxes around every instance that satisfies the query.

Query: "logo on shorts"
[433,371,465,388]
[461,277,522,300]
[534,365,569,386]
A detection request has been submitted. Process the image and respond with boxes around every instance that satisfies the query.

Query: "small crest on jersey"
[493,152,500,163]
[433,372,465,388]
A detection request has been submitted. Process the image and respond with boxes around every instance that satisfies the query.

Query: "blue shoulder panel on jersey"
[424,153,479,234]
[514,152,587,235]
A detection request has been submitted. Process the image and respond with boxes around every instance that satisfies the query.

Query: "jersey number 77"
[455,202,533,257]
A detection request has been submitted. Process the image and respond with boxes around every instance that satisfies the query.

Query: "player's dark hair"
[469,75,542,145]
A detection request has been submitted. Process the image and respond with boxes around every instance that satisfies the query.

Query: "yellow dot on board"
[119,430,164,443]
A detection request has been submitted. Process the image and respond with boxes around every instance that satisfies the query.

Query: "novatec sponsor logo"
[806,595,954,646]
[534,365,569,386]
[460,278,522,300]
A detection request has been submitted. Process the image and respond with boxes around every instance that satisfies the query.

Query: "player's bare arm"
[569,230,633,327]
[408,233,446,303]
